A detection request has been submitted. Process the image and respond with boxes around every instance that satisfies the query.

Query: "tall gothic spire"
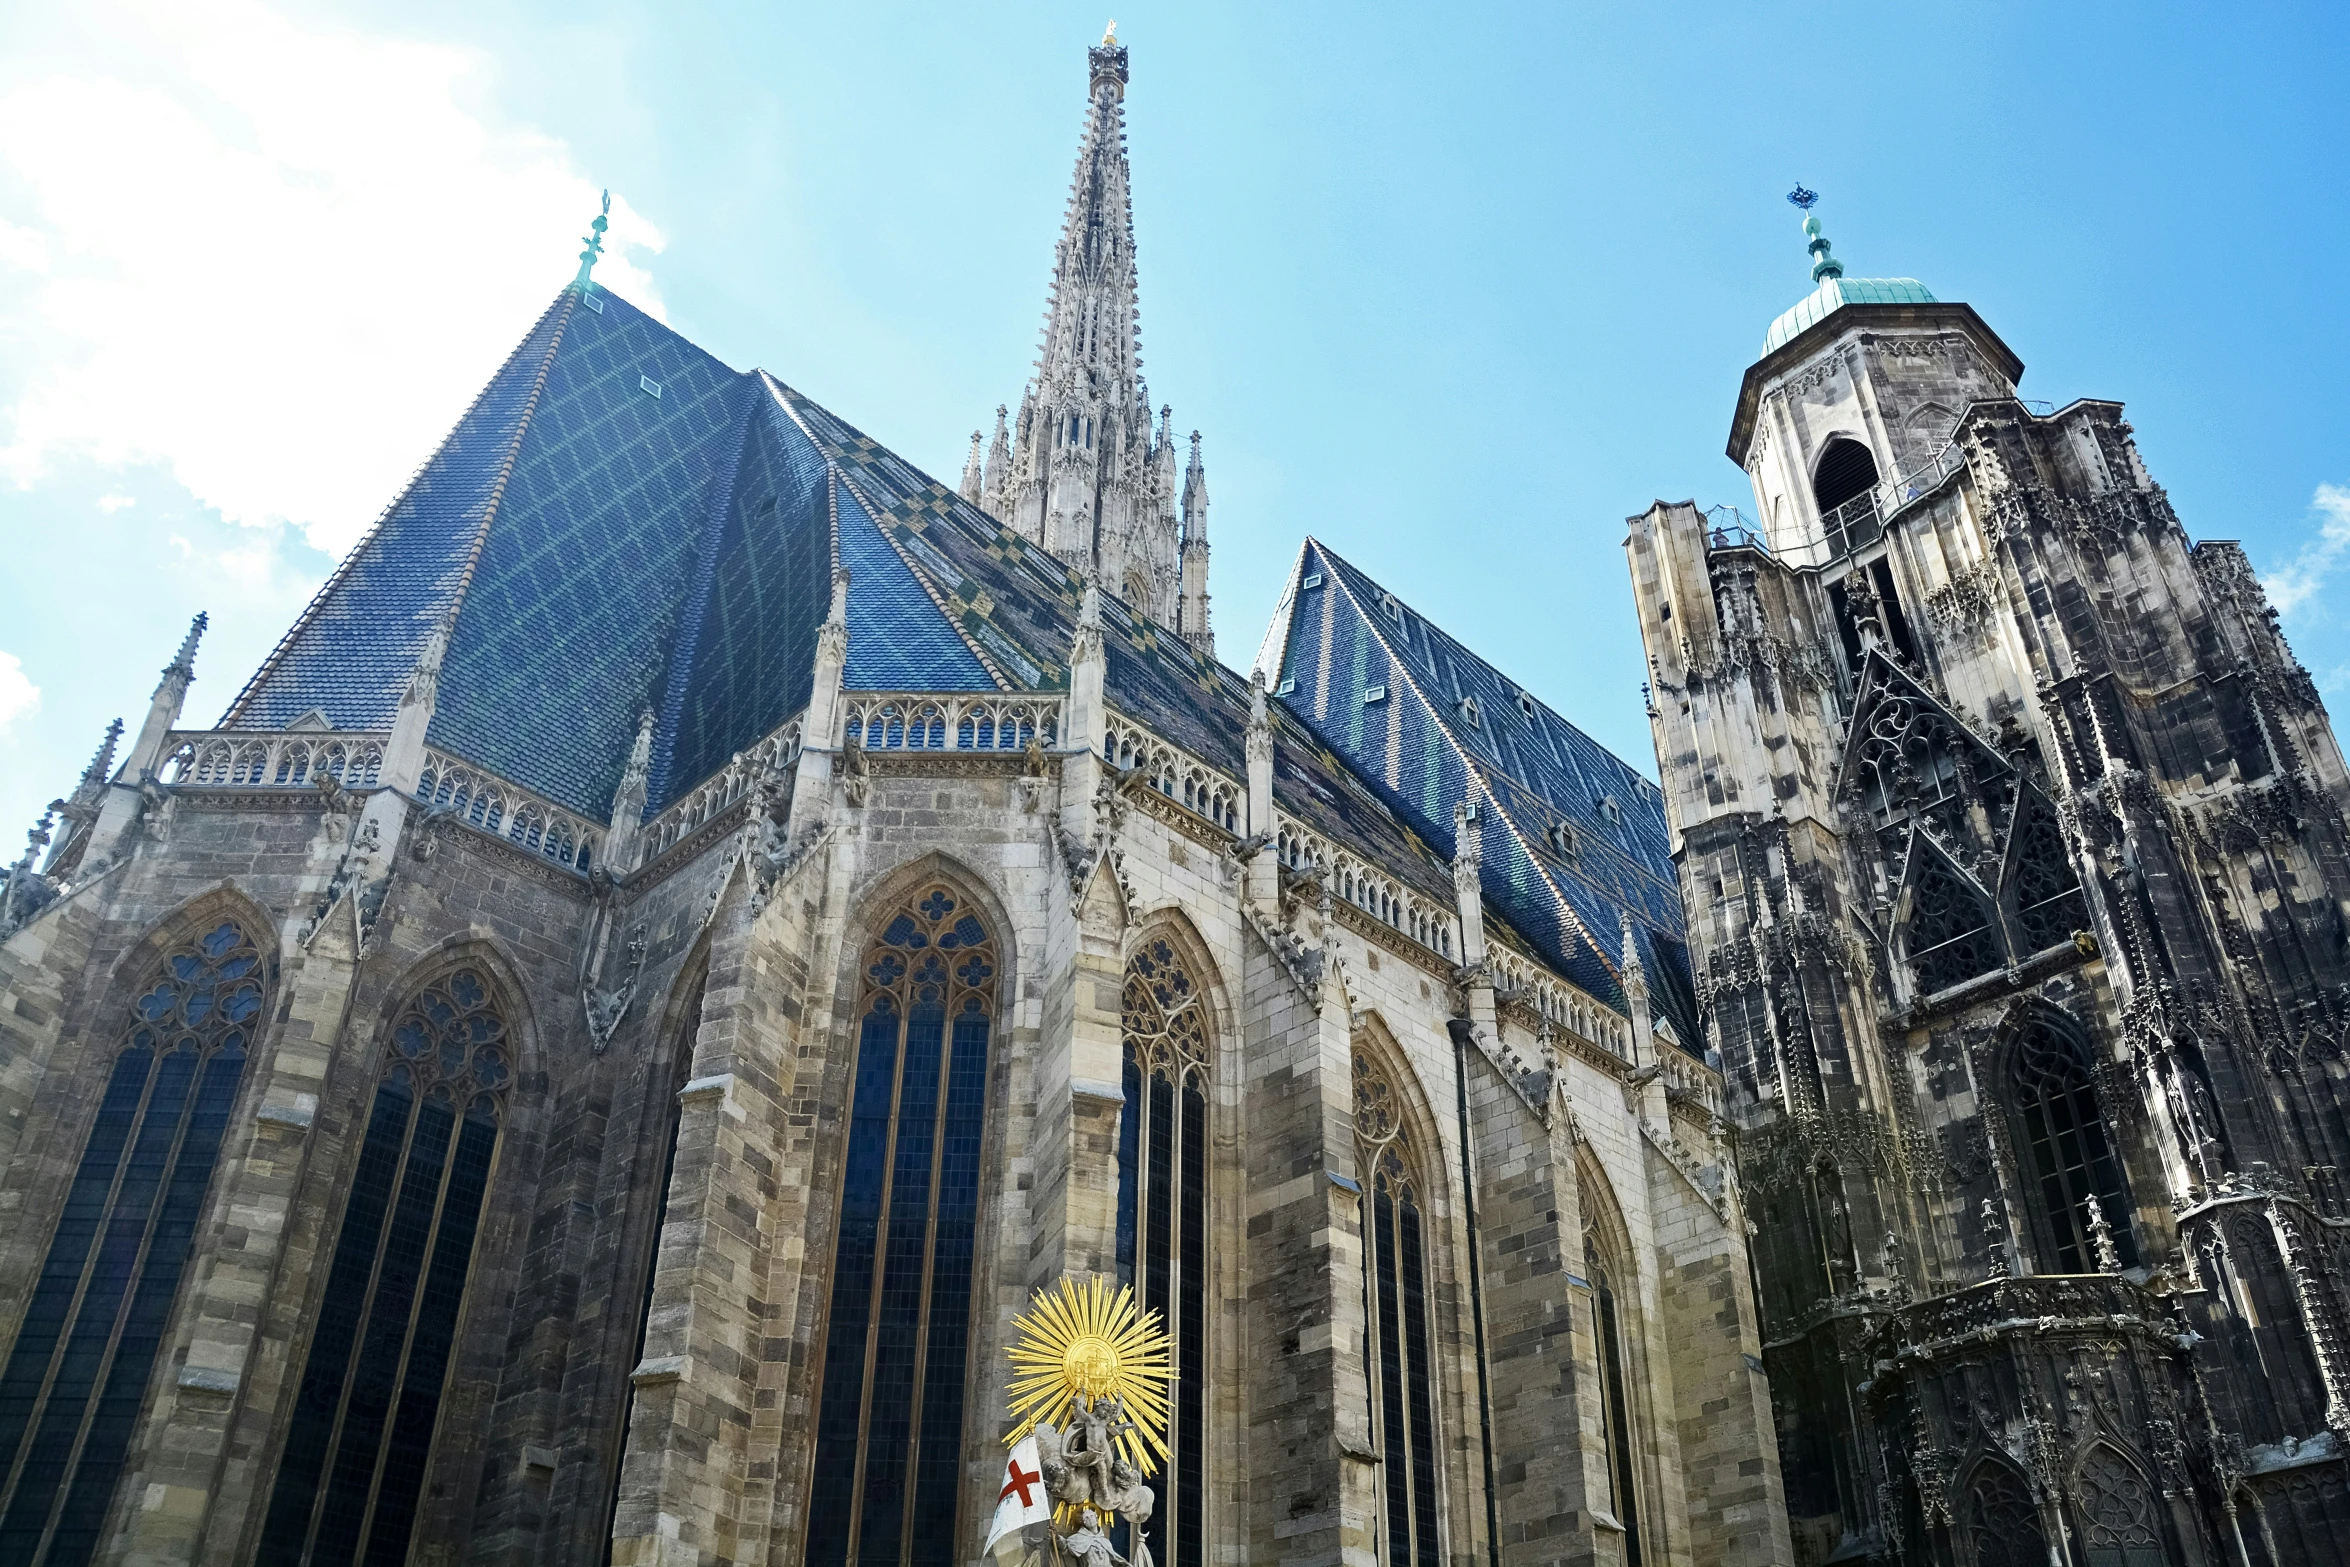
[1033,27,1142,424]
[987,27,1208,654]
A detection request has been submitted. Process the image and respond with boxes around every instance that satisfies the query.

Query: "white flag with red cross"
[983,1433,1051,1563]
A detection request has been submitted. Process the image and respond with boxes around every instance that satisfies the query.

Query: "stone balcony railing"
[846,692,1062,754]
[414,748,603,873]
[643,714,805,862]
[163,731,389,790]
[159,731,602,874]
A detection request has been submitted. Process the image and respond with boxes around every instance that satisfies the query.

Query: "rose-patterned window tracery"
[1963,1459,2045,1567]
[1353,1049,1441,1567]
[1908,850,2003,995]
[2076,1443,2162,1567]
[2005,804,2088,954]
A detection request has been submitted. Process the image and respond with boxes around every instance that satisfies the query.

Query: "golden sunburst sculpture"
[1005,1274,1174,1475]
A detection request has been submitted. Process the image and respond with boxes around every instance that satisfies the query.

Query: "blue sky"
[2,1,2344,841]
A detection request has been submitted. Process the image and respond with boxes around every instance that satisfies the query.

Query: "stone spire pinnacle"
[960,430,985,504]
[981,405,1012,517]
[991,28,1208,643]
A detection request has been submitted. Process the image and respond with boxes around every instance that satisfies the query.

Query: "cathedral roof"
[218,282,1464,912]
[1257,540,1699,1048]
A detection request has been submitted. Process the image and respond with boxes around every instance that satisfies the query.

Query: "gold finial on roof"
[1102,20,1117,45]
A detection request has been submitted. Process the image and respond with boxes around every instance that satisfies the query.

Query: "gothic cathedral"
[1627,210,2350,1566]
[0,34,1780,1567]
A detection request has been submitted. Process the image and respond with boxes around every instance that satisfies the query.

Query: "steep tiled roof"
[216,285,1644,1012]
[1261,540,1699,1049]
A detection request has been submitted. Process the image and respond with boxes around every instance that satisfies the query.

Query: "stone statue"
[1058,1507,1126,1567]
[1104,1458,1155,1567]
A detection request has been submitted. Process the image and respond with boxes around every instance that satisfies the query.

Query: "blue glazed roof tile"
[1265,539,1700,1051]
[222,295,571,733]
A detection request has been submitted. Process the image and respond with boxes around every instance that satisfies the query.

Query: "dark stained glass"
[1119,937,1210,1567]
[258,969,509,1565]
[807,886,997,1567]
[2012,1022,2136,1272]
[0,919,262,1565]
[1909,850,2002,995]
[1354,1047,1443,1567]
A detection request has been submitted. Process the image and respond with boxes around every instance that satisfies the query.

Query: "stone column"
[609,865,800,1566]
[114,887,376,1565]
[1241,934,1380,1567]
[1469,1078,1608,1567]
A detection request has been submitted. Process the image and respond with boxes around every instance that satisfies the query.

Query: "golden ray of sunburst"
[1003,1274,1174,1474]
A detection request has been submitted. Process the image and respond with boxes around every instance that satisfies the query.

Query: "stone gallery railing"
[1488,945,1631,1059]
[1102,715,1241,834]
[415,748,603,872]
[844,692,1062,754]
[163,731,389,790]
[1269,814,1460,965]
[642,715,805,860]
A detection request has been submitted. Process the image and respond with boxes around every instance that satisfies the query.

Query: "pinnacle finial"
[1788,186,1843,284]
[1089,20,1128,93]
[168,612,208,676]
[79,719,124,790]
[575,189,612,291]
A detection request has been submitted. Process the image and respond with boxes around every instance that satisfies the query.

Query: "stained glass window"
[1908,850,2002,996]
[1116,937,1207,1567]
[2076,1443,2163,1567]
[1353,1049,1440,1567]
[1963,1459,2045,1567]
[1583,1230,1642,1567]
[805,886,996,1567]
[257,968,511,1566]
[2010,1020,2135,1273]
[0,918,264,1567]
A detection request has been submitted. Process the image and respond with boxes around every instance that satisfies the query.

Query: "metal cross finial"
[576,189,612,291]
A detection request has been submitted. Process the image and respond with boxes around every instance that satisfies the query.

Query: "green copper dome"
[1762,275,1936,357]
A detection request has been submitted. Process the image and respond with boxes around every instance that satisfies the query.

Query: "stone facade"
[0,34,1785,1567]
[1626,225,2350,1567]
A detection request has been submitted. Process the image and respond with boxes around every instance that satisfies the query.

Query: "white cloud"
[0,1,665,557]
[96,493,134,513]
[2265,483,2350,617]
[0,653,40,733]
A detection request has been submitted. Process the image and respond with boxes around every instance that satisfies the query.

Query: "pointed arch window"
[1354,1050,1441,1567]
[1962,1459,2046,1567]
[257,968,512,1567]
[0,918,264,1567]
[2075,1444,2163,1567]
[805,886,997,1567]
[1581,1220,1643,1567]
[1908,849,2002,995]
[1117,937,1207,1567]
[2009,1019,2135,1273]
[2004,803,2087,954]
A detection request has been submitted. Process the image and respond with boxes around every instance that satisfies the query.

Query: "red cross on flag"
[984,1433,1051,1562]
